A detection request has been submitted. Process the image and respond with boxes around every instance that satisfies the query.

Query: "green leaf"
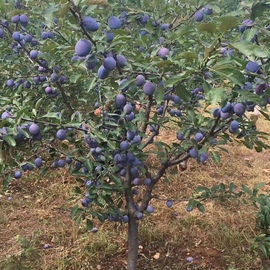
[254,182,266,191]
[236,90,263,103]
[109,174,124,189]
[42,112,61,119]
[210,151,221,164]
[242,184,252,196]
[178,52,198,61]
[4,135,16,146]
[258,110,270,121]
[2,176,11,188]
[198,22,217,34]
[187,198,197,212]
[88,78,97,92]
[264,236,270,241]
[230,41,269,58]
[242,28,258,42]
[35,98,45,112]
[260,244,269,257]
[212,63,245,85]
[266,213,270,226]
[197,203,205,213]
[58,2,70,17]
[251,2,269,21]
[84,0,108,5]
[219,16,238,32]
[71,205,83,221]
[206,88,227,105]
[76,177,85,184]
[165,71,191,88]
[43,4,58,27]
[74,187,82,194]
[211,185,220,194]
[219,183,225,193]
[86,219,93,230]
[175,85,191,102]
[254,48,269,58]
[15,108,31,124]
[70,74,82,83]
[229,183,236,193]
[230,41,254,57]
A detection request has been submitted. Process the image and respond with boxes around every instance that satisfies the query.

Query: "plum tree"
[41,31,49,40]
[1,1,270,269]
[239,19,254,33]
[1,111,11,120]
[45,86,53,94]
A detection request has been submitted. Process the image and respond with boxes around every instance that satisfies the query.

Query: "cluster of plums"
[3,2,269,226]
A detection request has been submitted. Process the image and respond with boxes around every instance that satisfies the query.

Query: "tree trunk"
[127,214,139,270]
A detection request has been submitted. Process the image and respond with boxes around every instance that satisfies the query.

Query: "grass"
[1,116,270,269]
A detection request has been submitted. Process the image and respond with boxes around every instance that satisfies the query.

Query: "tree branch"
[68,0,97,47]
[141,95,153,133]
[1,25,75,116]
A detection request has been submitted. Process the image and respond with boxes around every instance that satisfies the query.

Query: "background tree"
[1,0,270,269]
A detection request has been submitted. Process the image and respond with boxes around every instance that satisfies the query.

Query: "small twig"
[142,99,169,148]
[7,115,90,132]
[54,28,73,46]
[141,95,153,133]
[171,5,204,31]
